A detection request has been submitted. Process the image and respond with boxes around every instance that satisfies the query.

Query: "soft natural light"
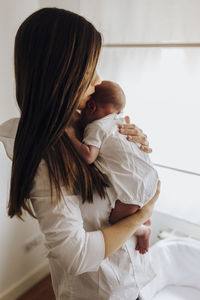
[98,46,200,223]
[98,47,200,174]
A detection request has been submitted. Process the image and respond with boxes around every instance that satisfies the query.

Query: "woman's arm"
[101,180,160,258]
[31,161,160,274]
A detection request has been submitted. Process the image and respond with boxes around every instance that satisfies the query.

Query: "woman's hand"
[119,116,152,153]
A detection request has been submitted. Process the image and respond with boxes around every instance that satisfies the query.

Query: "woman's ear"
[88,99,96,113]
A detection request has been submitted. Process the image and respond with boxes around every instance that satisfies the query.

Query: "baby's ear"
[88,99,96,113]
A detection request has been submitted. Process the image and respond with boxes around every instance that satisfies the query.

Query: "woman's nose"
[92,72,102,87]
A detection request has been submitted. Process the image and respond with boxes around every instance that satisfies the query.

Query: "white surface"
[39,0,80,14]
[154,166,200,225]
[0,0,38,123]
[153,285,200,300]
[150,210,200,246]
[40,0,200,44]
[140,237,200,300]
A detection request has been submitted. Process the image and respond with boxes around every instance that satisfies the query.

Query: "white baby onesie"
[83,113,159,208]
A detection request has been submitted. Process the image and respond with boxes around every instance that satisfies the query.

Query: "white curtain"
[80,0,200,43]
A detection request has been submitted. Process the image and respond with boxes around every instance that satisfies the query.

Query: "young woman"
[1,8,160,299]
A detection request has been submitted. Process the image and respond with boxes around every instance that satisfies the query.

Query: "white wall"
[0,0,39,123]
[39,0,81,13]
[0,1,50,299]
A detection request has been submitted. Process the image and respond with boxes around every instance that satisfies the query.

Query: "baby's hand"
[119,116,152,153]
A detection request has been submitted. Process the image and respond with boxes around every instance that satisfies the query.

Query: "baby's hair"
[93,80,125,113]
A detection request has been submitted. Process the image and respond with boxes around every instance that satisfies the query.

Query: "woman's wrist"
[102,208,151,258]
[135,206,152,224]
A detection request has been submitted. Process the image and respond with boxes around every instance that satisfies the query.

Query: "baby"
[69,80,159,254]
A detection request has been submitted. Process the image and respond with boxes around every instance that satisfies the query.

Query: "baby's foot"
[135,227,151,254]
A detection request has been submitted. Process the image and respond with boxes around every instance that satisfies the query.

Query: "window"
[81,0,200,224]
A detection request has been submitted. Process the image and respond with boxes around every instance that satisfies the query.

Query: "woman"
[1,8,160,300]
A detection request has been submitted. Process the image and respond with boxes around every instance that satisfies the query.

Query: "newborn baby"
[69,80,159,254]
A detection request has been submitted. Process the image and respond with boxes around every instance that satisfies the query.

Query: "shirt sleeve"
[29,160,105,276]
[82,123,105,149]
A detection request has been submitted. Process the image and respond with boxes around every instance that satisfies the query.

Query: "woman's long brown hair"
[8,8,109,219]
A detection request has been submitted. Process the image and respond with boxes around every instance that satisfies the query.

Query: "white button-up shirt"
[0,118,155,300]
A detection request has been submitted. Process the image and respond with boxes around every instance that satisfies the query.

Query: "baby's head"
[81,80,126,125]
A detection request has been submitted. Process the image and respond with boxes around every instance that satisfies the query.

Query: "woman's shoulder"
[0,118,19,160]
[29,159,52,198]
[30,159,81,203]
[34,159,49,180]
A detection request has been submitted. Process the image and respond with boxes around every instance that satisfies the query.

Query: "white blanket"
[140,237,200,300]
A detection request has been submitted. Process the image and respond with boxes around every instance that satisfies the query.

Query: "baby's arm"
[69,135,99,164]
[109,200,140,224]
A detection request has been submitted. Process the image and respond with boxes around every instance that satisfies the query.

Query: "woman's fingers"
[139,145,152,153]
[119,123,138,130]
[124,115,130,124]
[126,134,149,146]
[119,127,142,136]
[119,116,152,152]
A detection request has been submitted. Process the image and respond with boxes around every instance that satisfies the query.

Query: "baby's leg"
[109,200,140,224]
[109,200,151,254]
[109,200,151,226]
[135,225,151,254]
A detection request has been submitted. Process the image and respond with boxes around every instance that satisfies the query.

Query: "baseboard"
[0,262,50,300]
